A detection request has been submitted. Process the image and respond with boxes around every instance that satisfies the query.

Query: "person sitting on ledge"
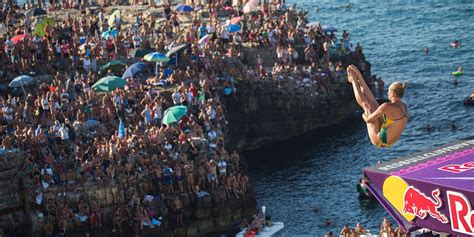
[347,65,409,147]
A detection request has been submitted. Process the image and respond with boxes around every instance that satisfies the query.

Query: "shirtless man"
[172,196,184,226]
[207,160,218,191]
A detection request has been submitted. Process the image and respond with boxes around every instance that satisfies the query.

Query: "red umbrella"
[11,34,27,45]
[230,16,241,25]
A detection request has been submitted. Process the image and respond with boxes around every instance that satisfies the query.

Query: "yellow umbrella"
[108,10,121,27]
[34,17,56,37]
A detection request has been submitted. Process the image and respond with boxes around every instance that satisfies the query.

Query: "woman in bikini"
[347,65,408,147]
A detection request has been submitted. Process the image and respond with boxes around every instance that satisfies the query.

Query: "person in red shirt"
[189,82,198,97]
[60,40,69,58]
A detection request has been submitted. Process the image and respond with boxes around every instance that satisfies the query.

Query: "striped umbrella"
[143,52,170,63]
[144,52,170,76]
[102,29,119,39]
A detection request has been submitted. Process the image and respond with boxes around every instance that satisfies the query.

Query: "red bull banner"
[363,139,474,236]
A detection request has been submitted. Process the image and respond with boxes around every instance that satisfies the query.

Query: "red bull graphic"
[446,191,474,236]
[402,186,449,224]
[438,161,474,173]
[365,140,474,236]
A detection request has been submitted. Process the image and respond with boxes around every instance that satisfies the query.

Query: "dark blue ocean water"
[245,1,474,236]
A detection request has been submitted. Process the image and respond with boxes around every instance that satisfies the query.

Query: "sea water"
[246,1,474,235]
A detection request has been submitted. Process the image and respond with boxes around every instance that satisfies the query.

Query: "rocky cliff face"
[222,78,359,151]
[0,154,256,237]
[221,52,370,151]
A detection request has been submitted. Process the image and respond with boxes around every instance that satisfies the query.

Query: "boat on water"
[235,222,284,237]
[236,206,284,237]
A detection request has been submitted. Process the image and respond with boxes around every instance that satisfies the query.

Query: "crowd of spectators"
[0,0,368,236]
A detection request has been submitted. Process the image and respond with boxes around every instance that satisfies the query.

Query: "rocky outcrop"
[0,152,29,236]
[0,153,256,237]
[221,52,371,151]
[222,77,359,151]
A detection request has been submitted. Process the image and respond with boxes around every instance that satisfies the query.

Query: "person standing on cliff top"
[347,65,409,148]
[172,196,184,226]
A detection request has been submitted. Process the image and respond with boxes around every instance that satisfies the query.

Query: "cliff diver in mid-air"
[347,65,409,147]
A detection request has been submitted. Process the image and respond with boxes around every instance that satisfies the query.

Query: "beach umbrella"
[78,42,97,51]
[11,34,27,45]
[108,10,121,27]
[34,17,56,37]
[99,60,126,74]
[166,44,188,57]
[25,8,47,17]
[92,76,126,92]
[102,29,119,39]
[144,52,170,76]
[230,16,241,25]
[129,48,151,58]
[162,105,187,125]
[122,62,147,79]
[166,44,188,66]
[143,52,170,63]
[243,1,258,13]
[175,4,194,13]
[306,21,320,28]
[86,119,99,127]
[9,75,33,88]
[199,34,211,46]
[227,24,241,33]
[322,25,337,33]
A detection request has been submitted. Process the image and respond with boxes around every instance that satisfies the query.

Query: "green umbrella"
[34,17,56,37]
[162,105,187,125]
[99,60,126,75]
[129,48,151,58]
[92,76,126,92]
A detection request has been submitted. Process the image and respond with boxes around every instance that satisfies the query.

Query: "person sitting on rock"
[347,65,409,148]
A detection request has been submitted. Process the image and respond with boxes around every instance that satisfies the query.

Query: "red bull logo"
[402,186,449,224]
[447,191,474,235]
[438,161,474,173]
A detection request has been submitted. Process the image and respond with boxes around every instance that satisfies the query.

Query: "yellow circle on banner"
[382,176,415,221]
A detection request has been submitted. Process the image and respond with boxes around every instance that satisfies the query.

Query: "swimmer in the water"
[347,65,409,148]
[453,66,463,75]
[452,66,463,85]
[451,40,461,48]
[423,47,429,55]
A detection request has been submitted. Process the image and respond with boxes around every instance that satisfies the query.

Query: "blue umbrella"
[9,75,33,87]
[102,29,119,39]
[322,25,337,33]
[122,62,147,79]
[176,4,194,12]
[143,52,170,63]
[86,119,99,127]
[227,24,241,33]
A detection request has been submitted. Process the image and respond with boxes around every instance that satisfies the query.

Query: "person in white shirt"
[83,56,91,72]
[132,34,142,48]
[207,126,217,143]
[58,124,69,141]
[172,89,181,105]
[153,105,163,125]
[217,159,227,177]
[51,120,62,135]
